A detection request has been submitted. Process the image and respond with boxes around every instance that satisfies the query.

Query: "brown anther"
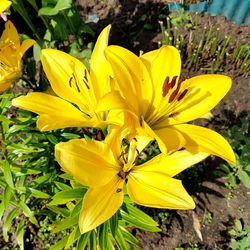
[69,76,73,87]
[168,90,178,103]
[162,76,171,97]
[170,75,178,88]
[116,188,122,193]
[69,74,81,92]
[83,69,90,89]
[177,89,188,101]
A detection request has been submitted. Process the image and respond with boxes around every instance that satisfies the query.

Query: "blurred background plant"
[159,11,250,76]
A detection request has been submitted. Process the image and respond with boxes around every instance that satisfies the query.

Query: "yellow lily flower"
[0,21,35,92]
[12,25,128,131]
[105,45,236,164]
[0,0,11,14]
[55,127,209,234]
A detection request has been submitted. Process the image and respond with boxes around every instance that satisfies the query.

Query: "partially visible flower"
[0,0,11,17]
[105,45,235,164]
[12,25,128,131]
[0,21,35,91]
[55,127,209,233]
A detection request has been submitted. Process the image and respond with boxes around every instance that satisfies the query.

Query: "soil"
[75,0,250,249]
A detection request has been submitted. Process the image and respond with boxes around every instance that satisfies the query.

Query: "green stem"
[12,0,42,43]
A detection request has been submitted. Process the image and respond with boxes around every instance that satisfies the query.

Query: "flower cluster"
[10,26,235,233]
[0,20,35,91]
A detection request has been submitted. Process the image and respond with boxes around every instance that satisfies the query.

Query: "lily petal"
[55,139,119,188]
[174,124,236,164]
[127,171,195,209]
[89,25,113,98]
[79,176,124,233]
[0,1,11,14]
[1,21,19,48]
[19,39,36,57]
[95,90,128,113]
[105,45,153,116]
[154,126,186,153]
[12,92,95,131]
[41,49,96,113]
[135,150,209,177]
[164,74,232,125]
[140,119,167,153]
[0,82,11,92]
[140,46,181,109]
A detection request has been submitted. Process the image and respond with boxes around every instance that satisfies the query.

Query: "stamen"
[169,89,178,103]
[162,76,171,97]
[68,73,80,93]
[83,69,90,89]
[170,75,178,88]
[168,79,183,103]
[116,188,122,193]
[69,76,73,87]
[72,73,80,92]
[177,89,188,101]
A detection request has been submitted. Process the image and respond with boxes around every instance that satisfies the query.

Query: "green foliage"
[11,0,94,67]
[229,219,250,250]
[215,111,250,189]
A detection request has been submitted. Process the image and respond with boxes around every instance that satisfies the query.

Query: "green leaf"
[54,181,72,191]
[120,226,138,246]
[61,133,80,140]
[3,185,13,209]
[109,211,119,237]
[18,187,50,199]
[7,125,27,135]
[89,230,97,250]
[47,205,70,217]
[38,0,72,16]
[16,220,25,250]
[98,221,109,250]
[50,235,69,250]
[7,144,44,155]
[3,160,14,188]
[34,173,52,184]
[19,200,38,226]
[33,43,42,62]
[66,227,81,249]
[53,215,78,233]
[76,231,91,250]
[120,202,160,232]
[114,226,129,250]
[238,169,250,188]
[235,219,243,232]
[48,188,86,205]
[0,202,5,220]
[3,207,19,241]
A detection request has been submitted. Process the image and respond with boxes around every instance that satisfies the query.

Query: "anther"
[162,76,171,97]
[83,69,90,89]
[116,188,122,193]
[168,90,178,103]
[170,76,178,88]
[177,89,188,101]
